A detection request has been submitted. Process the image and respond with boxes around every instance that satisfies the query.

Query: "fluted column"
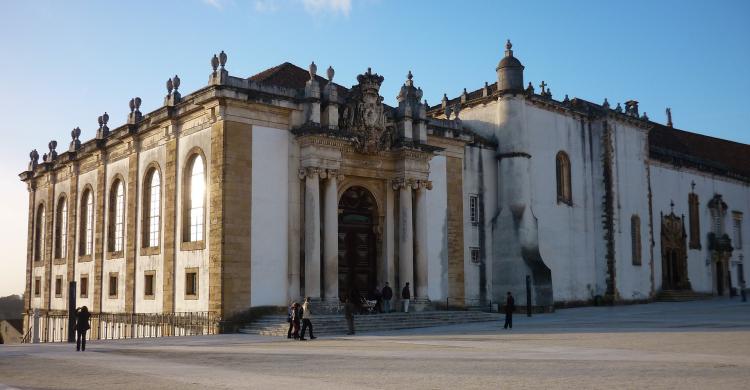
[414,180,432,299]
[323,170,340,300]
[396,179,414,294]
[302,168,321,298]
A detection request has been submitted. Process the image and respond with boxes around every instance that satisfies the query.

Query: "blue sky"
[0,0,748,296]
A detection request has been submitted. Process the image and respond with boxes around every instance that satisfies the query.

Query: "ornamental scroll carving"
[340,68,392,154]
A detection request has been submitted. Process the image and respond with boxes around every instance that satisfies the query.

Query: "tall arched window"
[79,188,94,256]
[55,196,67,259]
[631,214,642,266]
[556,151,572,205]
[142,167,161,248]
[184,153,205,243]
[34,203,45,262]
[108,179,125,253]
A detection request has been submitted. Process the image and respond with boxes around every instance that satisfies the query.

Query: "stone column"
[414,181,431,299]
[303,168,321,298]
[396,179,414,294]
[323,170,339,300]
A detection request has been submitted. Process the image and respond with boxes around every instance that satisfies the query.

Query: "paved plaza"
[1,299,749,389]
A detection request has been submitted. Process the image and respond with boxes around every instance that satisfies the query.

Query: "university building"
[19,42,749,337]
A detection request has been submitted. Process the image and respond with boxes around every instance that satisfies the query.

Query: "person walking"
[381,283,393,313]
[286,302,294,339]
[291,302,302,340]
[504,291,515,329]
[401,282,411,313]
[344,296,356,335]
[300,297,316,340]
[75,306,91,352]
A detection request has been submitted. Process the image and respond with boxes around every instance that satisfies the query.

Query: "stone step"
[656,290,713,302]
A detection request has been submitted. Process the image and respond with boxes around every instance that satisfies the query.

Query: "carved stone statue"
[339,68,391,154]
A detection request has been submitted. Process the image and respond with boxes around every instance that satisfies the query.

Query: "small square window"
[55,276,63,298]
[469,195,479,224]
[185,268,198,298]
[144,271,155,298]
[80,275,89,298]
[108,273,118,298]
[470,248,481,265]
[34,277,41,297]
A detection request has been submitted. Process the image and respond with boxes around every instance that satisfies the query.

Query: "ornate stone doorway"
[338,186,378,300]
[661,213,691,290]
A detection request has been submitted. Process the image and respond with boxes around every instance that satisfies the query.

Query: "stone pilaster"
[301,167,321,298]
[446,157,465,302]
[24,182,36,315]
[162,137,178,314]
[125,152,138,313]
[414,180,431,299]
[323,170,340,300]
[214,119,253,318]
[43,175,55,312]
[66,163,79,299]
[395,178,414,294]
[93,156,106,313]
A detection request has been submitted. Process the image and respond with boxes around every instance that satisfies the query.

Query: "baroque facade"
[20,42,749,333]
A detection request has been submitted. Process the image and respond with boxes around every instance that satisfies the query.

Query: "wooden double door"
[338,186,377,301]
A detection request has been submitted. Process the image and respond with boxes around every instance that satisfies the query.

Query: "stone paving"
[1,299,749,389]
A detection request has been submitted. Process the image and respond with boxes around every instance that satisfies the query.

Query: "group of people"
[367,282,413,313]
[287,297,317,340]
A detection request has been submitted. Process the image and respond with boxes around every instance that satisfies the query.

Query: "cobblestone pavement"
[1,299,749,389]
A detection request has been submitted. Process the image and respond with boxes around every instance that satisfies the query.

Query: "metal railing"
[25,311,219,343]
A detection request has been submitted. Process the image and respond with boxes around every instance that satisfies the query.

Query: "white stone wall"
[650,163,750,293]
[174,127,212,313]
[250,126,289,307]
[135,143,167,313]
[426,154,448,301]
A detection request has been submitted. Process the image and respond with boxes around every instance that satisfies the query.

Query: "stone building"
[19,42,749,335]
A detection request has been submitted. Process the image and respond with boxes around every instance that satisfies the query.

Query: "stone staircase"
[239,311,503,337]
[656,290,713,302]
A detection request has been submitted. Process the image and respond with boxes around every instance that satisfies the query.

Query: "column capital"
[323,169,344,182]
[298,166,323,180]
[392,177,418,191]
[415,180,432,191]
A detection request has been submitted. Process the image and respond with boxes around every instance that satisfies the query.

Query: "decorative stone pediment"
[340,68,392,154]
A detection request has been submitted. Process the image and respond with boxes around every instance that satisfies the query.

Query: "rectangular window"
[34,277,41,297]
[734,212,743,250]
[144,271,155,298]
[688,193,701,249]
[185,268,198,298]
[108,273,118,298]
[470,247,481,264]
[55,276,63,297]
[631,215,642,266]
[469,195,479,224]
[80,275,89,298]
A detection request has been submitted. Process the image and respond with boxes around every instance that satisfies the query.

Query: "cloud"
[203,0,224,9]
[301,0,352,16]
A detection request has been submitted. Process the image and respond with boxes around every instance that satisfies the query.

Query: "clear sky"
[0,0,748,297]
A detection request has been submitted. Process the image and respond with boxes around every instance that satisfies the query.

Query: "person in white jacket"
[300,297,317,340]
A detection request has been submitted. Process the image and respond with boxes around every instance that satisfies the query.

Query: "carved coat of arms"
[340,68,391,154]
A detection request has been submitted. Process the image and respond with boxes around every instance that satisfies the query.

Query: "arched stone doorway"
[661,212,691,290]
[338,186,378,300]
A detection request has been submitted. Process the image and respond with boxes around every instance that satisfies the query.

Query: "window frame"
[469,194,479,225]
[144,270,156,299]
[688,193,701,249]
[54,275,63,298]
[79,274,89,298]
[556,151,572,206]
[34,203,45,263]
[79,187,94,260]
[108,272,119,298]
[733,211,743,250]
[107,178,125,256]
[184,267,199,299]
[34,276,41,297]
[54,195,68,260]
[141,165,162,255]
[631,214,642,266]
[181,150,207,250]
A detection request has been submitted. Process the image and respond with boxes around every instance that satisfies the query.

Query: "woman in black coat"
[75,306,91,351]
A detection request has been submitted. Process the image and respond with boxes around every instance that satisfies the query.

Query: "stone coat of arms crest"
[340,68,391,154]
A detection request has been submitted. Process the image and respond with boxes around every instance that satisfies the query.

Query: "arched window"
[556,151,572,205]
[142,167,161,248]
[55,196,67,259]
[79,188,94,256]
[184,153,205,243]
[688,193,700,249]
[108,179,125,253]
[631,214,642,266]
[34,203,45,262]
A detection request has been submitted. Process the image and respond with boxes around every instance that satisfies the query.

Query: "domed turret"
[496,40,525,92]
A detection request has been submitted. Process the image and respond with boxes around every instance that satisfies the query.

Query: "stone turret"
[496,40,525,92]
[396,71,426,142]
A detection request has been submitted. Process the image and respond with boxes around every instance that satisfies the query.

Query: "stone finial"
[211,54,219,72]
[97,112,110,139]
[327,65,334,81]
[166,78,174,94]
[482,81,489,97]
[173,75,181,91]
[666,107,673,127]
[46,140,58,162]
[219,50,227,68]
[102,112,109,126]
[407,70,413,80]
[135,97,142,111]
[525,82,534,94]
[615,102,623,113]
[128,97,143,123]
[505,39,513,57]
[309,61,317,80]
[70,127,82,152]
[441,93,448,109]
[602,98,610,109]
[129,98,136,113]
[424,99,429,108]
[563,94,570,104]
[28,149,39,170]
[642,112,649,121]
[461,88,468,103]
[546,88,552,99]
